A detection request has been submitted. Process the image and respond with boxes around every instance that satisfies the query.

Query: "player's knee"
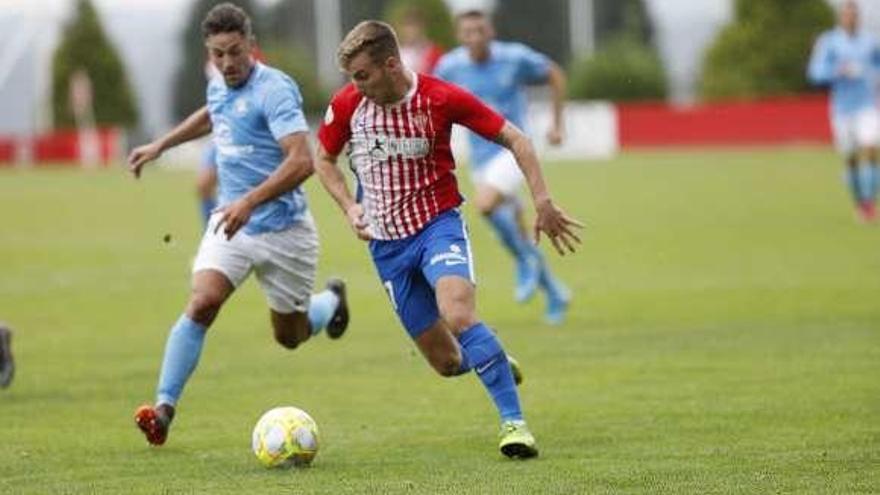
[442,306,477,333]
[187,292,224,325]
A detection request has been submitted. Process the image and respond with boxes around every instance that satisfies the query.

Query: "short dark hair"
[338,21,400,69]
[201,2,253,39]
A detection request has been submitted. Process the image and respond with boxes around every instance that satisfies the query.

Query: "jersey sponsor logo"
[353,134,430,161]
[214,119,255,157]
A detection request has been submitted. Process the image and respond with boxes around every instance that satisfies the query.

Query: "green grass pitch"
[0,147,877,493]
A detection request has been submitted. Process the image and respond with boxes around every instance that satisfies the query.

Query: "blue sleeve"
[433,55,453,81]
[262,78,309,141]
[807,34,836,85]
[513,43,551,85]
[871,37,880,70]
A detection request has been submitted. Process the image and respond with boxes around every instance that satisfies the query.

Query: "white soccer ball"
[251,406,320,468]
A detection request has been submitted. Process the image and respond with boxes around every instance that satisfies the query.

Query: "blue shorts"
[369,209,476,338]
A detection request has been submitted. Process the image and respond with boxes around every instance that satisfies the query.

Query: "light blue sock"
[200,197,216,226]
[307,290,339,335]
[156,315,207,407]
[869,163,879,201]
[846,167,861,204]
[487,201,530,264]
[857,163,874,202]
[457,322,522,421]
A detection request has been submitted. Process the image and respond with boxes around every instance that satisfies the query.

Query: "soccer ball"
[251,406,320,468]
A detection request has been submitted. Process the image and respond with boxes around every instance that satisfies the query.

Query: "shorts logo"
[429,244,467,267]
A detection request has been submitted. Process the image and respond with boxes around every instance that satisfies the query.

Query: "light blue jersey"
[206,62,310,235]
[435,41,550,167]
[808,27,880,116]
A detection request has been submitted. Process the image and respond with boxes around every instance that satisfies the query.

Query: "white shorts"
[831,108,880,155]
[193,212,319,314]
[471,150,525,197]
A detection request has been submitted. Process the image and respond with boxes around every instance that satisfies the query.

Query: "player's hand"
[346,203,372,241]
[546,125,564,147]
[533,197,584,256]
[213,198,254,240]
[127,142,163,179]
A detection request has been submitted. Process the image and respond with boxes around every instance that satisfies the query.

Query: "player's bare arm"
[494,121,583,255]
[127,106,212,178]
[546,62,567,146]
[315,143,372,241]
[214,131,314,239]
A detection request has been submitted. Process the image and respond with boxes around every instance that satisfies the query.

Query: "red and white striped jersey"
[318,73,506,240]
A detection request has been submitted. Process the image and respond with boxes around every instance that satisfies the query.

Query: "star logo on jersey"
[234,97,248,116]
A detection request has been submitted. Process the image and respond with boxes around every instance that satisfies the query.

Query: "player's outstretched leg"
[486,200,540,303]
[456,322,538,459]
[135,270,230,446]
[0,323,14,389]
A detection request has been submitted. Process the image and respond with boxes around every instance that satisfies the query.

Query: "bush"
[568,36,667,101]
[51,0,139,129]
[259,43,328,115]
[699,0,834,100]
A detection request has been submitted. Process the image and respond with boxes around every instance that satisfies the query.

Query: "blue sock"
[487,201,530,264]
[307,290,339,335]
[457,323,522,421]
[846,167,861,204]
[200,197,216,226]
[156,315,207,407]
[857,163,874,203]
[868,163,879,201]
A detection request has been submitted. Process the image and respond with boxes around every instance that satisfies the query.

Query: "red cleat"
[134,404,172,446]
[857,201,877,223]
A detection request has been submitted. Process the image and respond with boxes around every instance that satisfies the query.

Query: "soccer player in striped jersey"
[126,3,349,446]
[435,10,571,323]
[808,0,880,222]
[315,20,582,458]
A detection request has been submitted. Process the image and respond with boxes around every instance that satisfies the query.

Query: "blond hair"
[337,20,400,69]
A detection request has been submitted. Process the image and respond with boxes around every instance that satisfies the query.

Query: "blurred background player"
[808,0,880,222]
[396,7,444,74]
[316,20,583,458]
[126,3,349,446]
[435,10,571,324]
[0,323,13,389]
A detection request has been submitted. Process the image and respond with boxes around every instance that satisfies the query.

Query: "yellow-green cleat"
[507,354,523,386]
[499,420,538,459]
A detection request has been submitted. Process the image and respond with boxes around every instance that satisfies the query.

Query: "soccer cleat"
[0,324,14,389]
[545,294,571,326]
[134,404,174,446]
[498,420,538,459]
[514,256,541,303]
[325,278,349,339]
[857,201,877,223]
[507,354,523,386]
